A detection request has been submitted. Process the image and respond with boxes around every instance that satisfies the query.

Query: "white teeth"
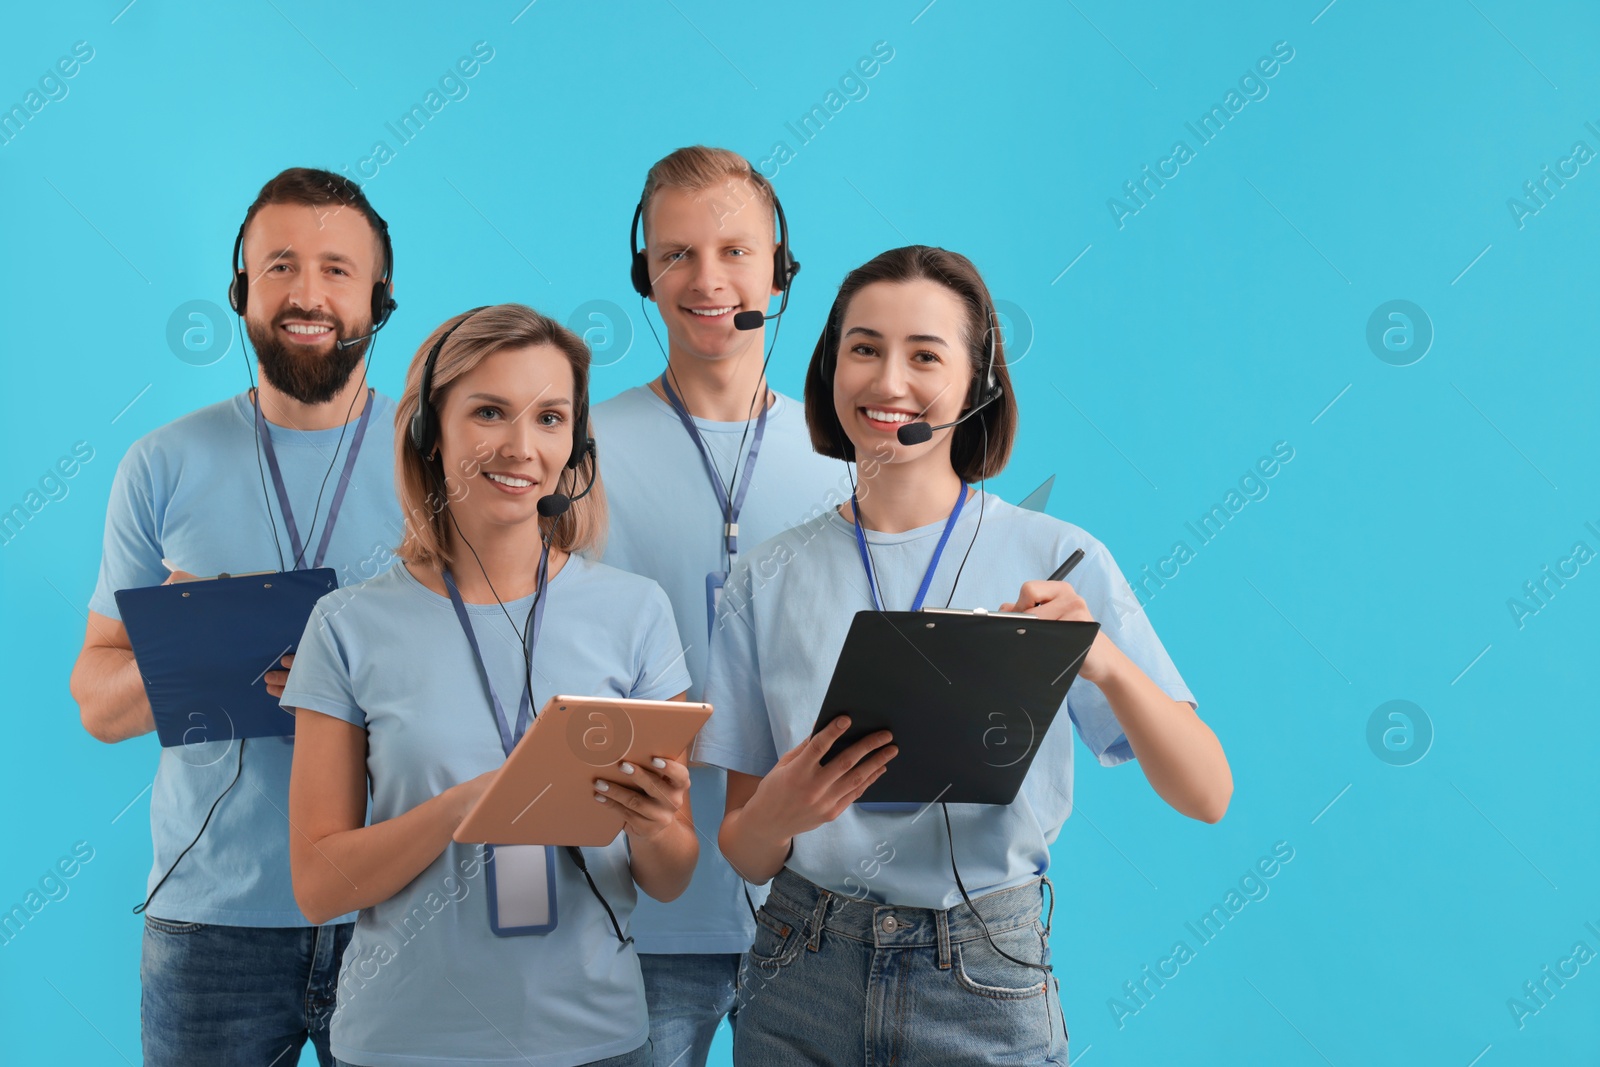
[485,472,533,488]
[284,323,331,335]
[688,307,734,317]
[864,408,915,423]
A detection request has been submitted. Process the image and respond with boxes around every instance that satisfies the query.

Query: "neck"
[417,514,566,604]
[849,451,966,534]
[253,371,369,431]
[652,335,772,422]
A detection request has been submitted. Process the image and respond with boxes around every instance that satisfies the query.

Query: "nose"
[286,268,326,313]
[501,405,540,463]
[688,251,728,296]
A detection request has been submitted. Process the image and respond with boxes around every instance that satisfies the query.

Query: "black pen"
[1047,548,1085,583]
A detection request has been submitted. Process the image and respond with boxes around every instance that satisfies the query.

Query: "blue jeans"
[734,868,1069,1066]
[337,1043,651,1066]
[141,915,352,1066]
[640,952,740,1067]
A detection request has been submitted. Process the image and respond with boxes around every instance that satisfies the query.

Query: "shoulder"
[114,393,250,480]
[309,564,423,634]
[563,552,671,604]
[590,385,657,424]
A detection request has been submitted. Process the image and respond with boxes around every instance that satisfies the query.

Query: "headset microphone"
[535,440,598,517]
[335,324,386,350]
[895,387,1004,445]
[733,277,795,331]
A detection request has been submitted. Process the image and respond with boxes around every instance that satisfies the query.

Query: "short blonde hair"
[639,145,777,244]
[393,304,606,571]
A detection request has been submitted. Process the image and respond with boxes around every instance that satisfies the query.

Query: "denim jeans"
[141,915,352,1066]
[640,952,740,1067]
[336,1042,652,1067]
[734,868,1069,1066]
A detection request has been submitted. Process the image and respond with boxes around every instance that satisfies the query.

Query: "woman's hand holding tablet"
[593,756,692,841]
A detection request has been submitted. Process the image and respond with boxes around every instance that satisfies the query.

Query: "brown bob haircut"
[394,304,606,571]
[804,246,1019,482]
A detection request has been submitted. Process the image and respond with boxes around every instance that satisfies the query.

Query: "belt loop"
[936,908,951,970]
[806,887,831,952]
[1040,876,1055,935]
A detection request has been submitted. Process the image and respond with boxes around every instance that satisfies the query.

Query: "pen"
[1047,549,1084,583]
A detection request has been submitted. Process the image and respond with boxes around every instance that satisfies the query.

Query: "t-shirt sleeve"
[88,447,167,621]
[629,581,693,701]
[695,560,780,777]
[1066,536,1197,767]
[279,595,367,730]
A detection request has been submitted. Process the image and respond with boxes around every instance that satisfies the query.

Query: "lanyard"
[442,543,550,758]
[658,374,768,558]
[253,388,375,571]
[851,480,969,613]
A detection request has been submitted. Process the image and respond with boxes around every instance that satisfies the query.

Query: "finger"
[617,761,683,808]
[802,716,852,763]
[999,601,1017,613]
[825,731,895,778]
[640,756,690,791]
[827,744,897,801]
[281,654,295,668]
[830,765,891,820]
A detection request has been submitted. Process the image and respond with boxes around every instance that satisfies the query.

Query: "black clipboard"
[809,609,1101,805]
[114,568,337,748]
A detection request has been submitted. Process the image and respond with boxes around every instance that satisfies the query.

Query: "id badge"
[706,570,727,640]
[485,844,558,936]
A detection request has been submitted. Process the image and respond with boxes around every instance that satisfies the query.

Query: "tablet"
[809,609,1101,805]
[115,568,338,747]
[454,695,713,847]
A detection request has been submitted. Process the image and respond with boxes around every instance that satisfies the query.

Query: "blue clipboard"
[113,568,337,748]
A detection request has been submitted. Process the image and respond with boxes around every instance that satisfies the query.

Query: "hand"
[1001,580,1119,685]
[264,654,295,699]
[446,769,500,827]
[161,569,199,585]
[596,756,691,843]
[745,716,897,840]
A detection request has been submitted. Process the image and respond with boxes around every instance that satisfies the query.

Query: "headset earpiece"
[409,306,491,459]
[228,227,248,314]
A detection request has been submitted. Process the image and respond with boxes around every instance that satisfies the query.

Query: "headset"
[228,205,397,347]
[629,168,800,328]
[409,307,595,502]
[820,285,1003,447]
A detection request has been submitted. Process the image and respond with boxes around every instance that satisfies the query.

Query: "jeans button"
[881,914,897,933]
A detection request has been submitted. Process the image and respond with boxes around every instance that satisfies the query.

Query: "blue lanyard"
[658,375,769,558]
[442,543,550,758]
[253,388,375,571]
[851,481,969,612]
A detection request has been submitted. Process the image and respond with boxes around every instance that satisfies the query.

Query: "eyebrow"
[466,392,572,407]
[843,326,950,345]
[257,247,359,267]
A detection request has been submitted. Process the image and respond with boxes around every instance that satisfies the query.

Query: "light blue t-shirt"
[279,556,692,1067]
[695,490,1197,911]
[88,390,402,926]
[591,384,845,954]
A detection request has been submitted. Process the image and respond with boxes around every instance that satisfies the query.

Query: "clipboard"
[454,696,712,847]
[114,568,338,748]
[809,609,1101,805]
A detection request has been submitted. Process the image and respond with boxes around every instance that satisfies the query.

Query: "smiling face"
[433,343,576,531]
[832,278,976,469]
[641,184,782,363]
[239,202,386,403]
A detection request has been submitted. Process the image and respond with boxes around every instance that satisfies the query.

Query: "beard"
[246,310,368,405]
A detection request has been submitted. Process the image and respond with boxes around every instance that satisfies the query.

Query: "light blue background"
[3,2,1596,1064]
